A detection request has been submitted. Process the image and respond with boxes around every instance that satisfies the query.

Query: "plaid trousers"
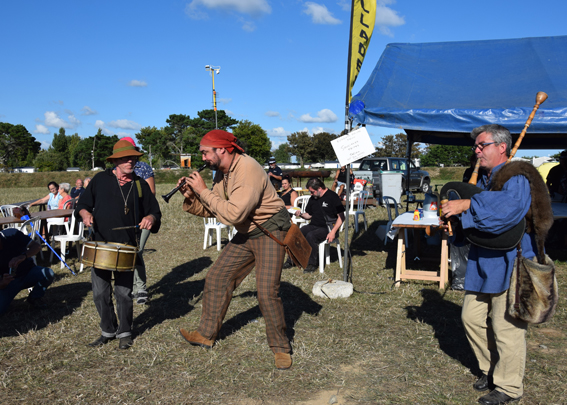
[197,230,291,354]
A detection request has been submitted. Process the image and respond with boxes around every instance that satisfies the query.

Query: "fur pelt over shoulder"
[491,161,554,264]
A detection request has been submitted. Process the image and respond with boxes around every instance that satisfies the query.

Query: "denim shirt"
[460,162,536,293]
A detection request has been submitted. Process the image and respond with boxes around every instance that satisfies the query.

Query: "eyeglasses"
[472,142,497,152]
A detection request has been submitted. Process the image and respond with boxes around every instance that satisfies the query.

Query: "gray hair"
[306,177,326,191]
[471,124,512,156]
[60,182,70,192]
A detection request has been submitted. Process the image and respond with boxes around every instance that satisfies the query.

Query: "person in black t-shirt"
[283,177,345,273]
[267,157,283,190]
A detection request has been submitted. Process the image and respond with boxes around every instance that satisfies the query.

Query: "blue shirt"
[134,161,154,180]
[48,193,62,210]
[461,162,536,293]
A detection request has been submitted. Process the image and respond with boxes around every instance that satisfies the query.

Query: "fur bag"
[508,253,558,324]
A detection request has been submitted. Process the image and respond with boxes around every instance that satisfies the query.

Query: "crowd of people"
[0,128,564,404]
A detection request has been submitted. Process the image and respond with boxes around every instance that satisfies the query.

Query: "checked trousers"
[197,230,291,354]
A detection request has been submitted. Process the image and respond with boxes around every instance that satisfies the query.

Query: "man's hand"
[185,172,207,195]
[441,199,471,219]
[0,274,14,289]
[326,230,336,243]
[8,254,26,270]
[177,177,195,199]
[138,215,156,230]
[80,209,94,227]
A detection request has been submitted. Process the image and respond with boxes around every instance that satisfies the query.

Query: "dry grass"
[1,184,566,404]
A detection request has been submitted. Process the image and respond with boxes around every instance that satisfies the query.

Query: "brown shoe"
[274,353,292,370]
[179,329,213,349]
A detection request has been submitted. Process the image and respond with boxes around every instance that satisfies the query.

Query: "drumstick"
[112,225,139,231]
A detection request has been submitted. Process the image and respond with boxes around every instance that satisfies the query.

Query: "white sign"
[331,127,376,166]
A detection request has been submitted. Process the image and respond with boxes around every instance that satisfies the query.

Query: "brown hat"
[106,140,144,161]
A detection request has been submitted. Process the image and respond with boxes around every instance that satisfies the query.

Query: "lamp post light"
[205,65,221,129]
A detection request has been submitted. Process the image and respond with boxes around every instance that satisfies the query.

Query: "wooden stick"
[507,91,548,163]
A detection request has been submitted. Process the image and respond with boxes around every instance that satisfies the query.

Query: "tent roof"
[349,35,567,149]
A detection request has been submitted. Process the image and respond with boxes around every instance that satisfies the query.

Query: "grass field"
[0,182,565,404]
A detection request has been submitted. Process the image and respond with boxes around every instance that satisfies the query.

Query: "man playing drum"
[176,129,293,370]
[76,139,161,349]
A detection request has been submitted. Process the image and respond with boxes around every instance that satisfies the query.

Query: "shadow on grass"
[134,257,212,336]
[216,281,323,347]
[404,288,478,373]
[0,281,92,338]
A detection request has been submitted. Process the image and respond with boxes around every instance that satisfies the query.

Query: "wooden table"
[391,212,449,289]
[0,209,74,227]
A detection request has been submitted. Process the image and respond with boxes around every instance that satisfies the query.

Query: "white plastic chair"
[291,195,310,228]
[376,196,403,245]
[46,199,75,238]
[51,213,85,269]
[318,221,343,273]
[18,217,44,263]
[353,190,370,233]
[203,217,233,251]
[1,205,21,228]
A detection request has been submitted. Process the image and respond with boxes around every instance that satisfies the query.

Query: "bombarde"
[161,164,208,203]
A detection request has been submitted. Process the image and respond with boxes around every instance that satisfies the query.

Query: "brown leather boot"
[274,353,292,370]
[179,329,214,349]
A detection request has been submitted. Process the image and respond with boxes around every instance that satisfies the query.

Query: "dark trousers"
[91,268,134,338]
[197,230,290,354]
[300,224,328,266]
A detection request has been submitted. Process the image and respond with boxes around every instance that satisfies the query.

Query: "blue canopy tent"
[349,35,567,150]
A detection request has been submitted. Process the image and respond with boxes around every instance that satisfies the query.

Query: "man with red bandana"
[177,130,293,370]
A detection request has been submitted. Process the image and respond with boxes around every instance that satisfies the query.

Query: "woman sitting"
[57,183,72,209]
[29,181,61,210]
[279,176,298,209]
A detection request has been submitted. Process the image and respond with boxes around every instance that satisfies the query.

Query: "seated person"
[0,228,55,315]
[70,178,85,199]
[279,176,298,209]
[283,178,345,273]
[83,177,92,189]
[29,181,61,210]
[547,150,567,201]
[58,183,72,209]
[332,166,354,198]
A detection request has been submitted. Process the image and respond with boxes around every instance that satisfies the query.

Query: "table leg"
[395,232,406,288]
[439,232,449,290]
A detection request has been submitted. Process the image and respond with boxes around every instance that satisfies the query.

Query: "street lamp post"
[205,65,221,129]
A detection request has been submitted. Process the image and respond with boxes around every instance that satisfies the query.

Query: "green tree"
[51,128,69,167]
[273,143,291,163]
[71,129,118,169]
[307,132,338,163]
[67,133,82,165]
[374,133,421,158]
[287,131,314,167]
[420,144,470,167]
[232,120,271,164]
[34,148,68,172]
[0,122,41,168]
[187,109,239,138]
[136,126,174,168]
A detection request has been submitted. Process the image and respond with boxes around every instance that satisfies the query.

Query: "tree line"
[6,111,537,172]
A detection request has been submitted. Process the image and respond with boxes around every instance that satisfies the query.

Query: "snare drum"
[82,241,138,271]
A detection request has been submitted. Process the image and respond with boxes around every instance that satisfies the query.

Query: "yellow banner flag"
[348,0,376,103]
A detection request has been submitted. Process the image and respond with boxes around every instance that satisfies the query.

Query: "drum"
[82,241,138,271]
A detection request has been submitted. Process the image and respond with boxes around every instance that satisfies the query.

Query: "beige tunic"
[183,154,285,234]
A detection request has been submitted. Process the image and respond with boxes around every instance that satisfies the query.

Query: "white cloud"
[312,127,325,134]
[265,111,280,118]
[108,119,142,130]
[34,124,49,134]
[95,120,114,136]
[95,120,105,128]
[337,0,350,11]
[40,141,50,150]
[81,106,98,116]
[303,2,341,25]
[128,80,148,87]
[44,111,80,129]
[268,127,290,138]
[298,109,338,123]
[185,0,271,20]
[218,98,232,104]
[375,0,405,36]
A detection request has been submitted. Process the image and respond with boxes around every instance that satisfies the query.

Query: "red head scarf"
[200,130,244,153]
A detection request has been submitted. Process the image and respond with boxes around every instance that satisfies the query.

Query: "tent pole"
[405,134,414,212]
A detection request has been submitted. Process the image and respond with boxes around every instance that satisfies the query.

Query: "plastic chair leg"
[216,227,222,251]
[318,242,326,273]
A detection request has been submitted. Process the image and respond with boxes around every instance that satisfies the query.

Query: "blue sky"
[1,0,566,158]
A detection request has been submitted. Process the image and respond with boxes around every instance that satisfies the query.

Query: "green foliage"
[307,132,338,163]
[287,131,314,167]
[374,133,421,158]
[51,128,69,167]
[136,126,174,167]
[233,120,271,164]
[71,129,118,169]
[67,133,82,164]
[34,149,68,172]
[0,122,41,168]
[420,144,470,167]
[273,143,291,163]
[187,109,239,137]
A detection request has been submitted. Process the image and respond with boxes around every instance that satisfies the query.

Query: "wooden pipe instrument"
[439,91,547,249]
[161,164,207,203]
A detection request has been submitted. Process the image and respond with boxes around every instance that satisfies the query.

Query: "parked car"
[353,157,430,201]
